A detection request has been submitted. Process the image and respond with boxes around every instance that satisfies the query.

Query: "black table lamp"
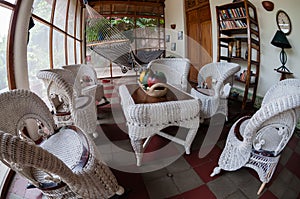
[271,30,292,73]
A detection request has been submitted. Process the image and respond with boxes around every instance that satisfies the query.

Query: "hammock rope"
[85,3,140,73]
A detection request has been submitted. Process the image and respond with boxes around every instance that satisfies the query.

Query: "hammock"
[85,4,164,73]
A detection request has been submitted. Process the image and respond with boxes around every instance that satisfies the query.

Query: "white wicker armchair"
[37,69,98,138]
[190,62,240,121]
[210,79,300,195]
[62,64,109,106]
[0,89,124,199]
[146,58,191,92]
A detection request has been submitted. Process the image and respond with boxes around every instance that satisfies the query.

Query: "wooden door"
[186,1,212,83]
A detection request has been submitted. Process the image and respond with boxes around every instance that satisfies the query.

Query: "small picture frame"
[165,35,170,42]
[171,42,176,51]
[178,31,183,40]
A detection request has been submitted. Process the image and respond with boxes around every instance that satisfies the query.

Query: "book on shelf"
[218,7,246,20]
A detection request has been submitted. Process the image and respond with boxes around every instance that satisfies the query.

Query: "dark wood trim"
[80,4,84,64]
[64,0,70,65]
[49,0,56,69]
[185,1,209,12]
[74,0,78,64]
[31,15,82,42]
[6,0,20,90]
[89,1,164,7]
[0,0,14,9]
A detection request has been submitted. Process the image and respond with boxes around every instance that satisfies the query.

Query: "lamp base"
[275,65,292,74]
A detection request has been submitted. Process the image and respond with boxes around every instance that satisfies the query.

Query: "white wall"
[210,0,300,97]
[14,0,34,89]
[165,0,186,57]
[165,0,300,97]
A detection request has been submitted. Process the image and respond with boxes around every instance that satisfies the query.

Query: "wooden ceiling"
[86,0,165,17]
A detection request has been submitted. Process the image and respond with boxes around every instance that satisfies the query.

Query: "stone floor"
[4,76,300,199]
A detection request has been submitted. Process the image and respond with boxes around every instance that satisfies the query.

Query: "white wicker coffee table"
[119,83,201,166]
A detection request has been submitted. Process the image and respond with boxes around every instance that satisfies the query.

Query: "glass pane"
[76,40,81,63]
[76,4,82,39]
[0,7,11,92]
[53,30,65,67]
[136,18,157,28]
[67,0,75,36]
[4,0,16,4]
[54,0,68,31]
[27,20,50,99]
[67,37,75,65]
[32,0,53,22]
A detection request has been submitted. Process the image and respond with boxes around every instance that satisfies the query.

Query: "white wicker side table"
[119,84,201,166]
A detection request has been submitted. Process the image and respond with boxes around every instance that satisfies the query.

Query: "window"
[86,2,165,78]
[28,0,83,99]
[0,6,11,92]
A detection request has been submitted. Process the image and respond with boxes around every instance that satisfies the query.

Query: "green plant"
[85,18,108,43]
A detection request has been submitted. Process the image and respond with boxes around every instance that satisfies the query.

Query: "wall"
[165,0,299,97]
[165,0,186,57]
[210,0,299,97]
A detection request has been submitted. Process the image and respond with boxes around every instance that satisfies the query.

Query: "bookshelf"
[216,0,260,109]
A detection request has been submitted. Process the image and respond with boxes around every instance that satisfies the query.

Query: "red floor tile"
[259,190,278,199]
[105,92,119,98]
[287,135,299,150]
[104,85,115,90]
[111,169,150,199]
[193,158,220,183]
[286,152,300,179]
[184,150,211,168]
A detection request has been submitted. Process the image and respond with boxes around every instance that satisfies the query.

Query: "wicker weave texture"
[147,58,191,92]
[190,62,241,120]
[211,79,300,191]
[119,84,201,166]
[62,64,107,104]
[37,69,98,138]
[0,89,122,198]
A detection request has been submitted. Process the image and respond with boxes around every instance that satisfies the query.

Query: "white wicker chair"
[62,64,109,106]
[210,79,300,195]
[37,69,98,138]
[0,89,124,199]
[146,58,191,92]
[190,62,240,121]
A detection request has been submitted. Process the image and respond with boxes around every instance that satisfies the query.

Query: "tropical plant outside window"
[88,16,165,78]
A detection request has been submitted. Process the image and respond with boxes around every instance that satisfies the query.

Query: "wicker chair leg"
[257,182,266,195]
[116,186,125,195]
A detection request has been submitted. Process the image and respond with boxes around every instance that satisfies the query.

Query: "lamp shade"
[271,30,292,48]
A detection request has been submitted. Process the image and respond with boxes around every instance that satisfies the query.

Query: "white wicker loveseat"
[0,89,124,198]
[210,79,300,195]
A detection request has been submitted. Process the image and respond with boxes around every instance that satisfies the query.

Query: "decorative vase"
[262,1,274,11]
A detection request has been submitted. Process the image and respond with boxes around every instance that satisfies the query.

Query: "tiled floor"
[4,76,300,199]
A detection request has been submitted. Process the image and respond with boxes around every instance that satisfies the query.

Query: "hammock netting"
[85,4,164,73]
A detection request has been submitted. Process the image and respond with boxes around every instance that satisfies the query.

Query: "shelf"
[216,0,260,110]
[234,78,256,87]
[220,28,247,35]
[219,56,259,65]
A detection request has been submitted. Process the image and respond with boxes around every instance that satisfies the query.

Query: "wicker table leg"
[130,139,143,166]
[184,128,198,154]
